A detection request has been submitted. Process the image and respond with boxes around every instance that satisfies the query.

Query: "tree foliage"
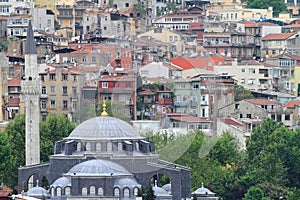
[0,114,75,189]
[234,83,255,102]
[246,0,287,17]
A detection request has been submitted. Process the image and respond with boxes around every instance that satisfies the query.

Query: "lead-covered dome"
[65,159,132,176]
[66,116,143,140]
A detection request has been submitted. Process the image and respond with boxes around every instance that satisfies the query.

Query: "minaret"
[22,20,40,166]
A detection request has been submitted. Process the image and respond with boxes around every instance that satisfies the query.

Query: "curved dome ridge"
[66,116,143,140]
[65,159,132,176]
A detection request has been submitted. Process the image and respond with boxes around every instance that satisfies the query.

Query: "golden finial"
[101,100,108,116]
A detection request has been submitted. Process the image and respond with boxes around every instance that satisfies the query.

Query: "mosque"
[18,100,191,200]
[17,20,220,200]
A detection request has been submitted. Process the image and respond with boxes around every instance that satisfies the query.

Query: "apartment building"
[214,59,273,92]
[39,64,85,121]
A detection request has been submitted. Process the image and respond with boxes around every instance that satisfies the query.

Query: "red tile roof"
[261,32,296,41]
[220,118,243,127]
[8,98,20,107]
[8,79,20,86]
[171,56,224,71]
[170,115,211,123]
[283,100,300,108]
[245,99,279,105]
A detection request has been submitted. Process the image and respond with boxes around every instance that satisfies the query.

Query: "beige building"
[214,59,273,92]
[206,6,273,22]
[39,64,85,121]
[137,28,184,55]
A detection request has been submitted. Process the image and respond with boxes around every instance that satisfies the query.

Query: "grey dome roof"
[114,178,141,189]
[26,186,49,198]
[65,159,132,176]
[193,187,215,196]
[66,116,143,140]
[162,183,171,192]
[51,177,71,188]
[153,186,172,197]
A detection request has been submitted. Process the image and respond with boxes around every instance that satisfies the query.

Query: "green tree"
[0,114,75,189]
[138,184,156,200]
[40,114,76,162]
[246,0,287,17]
[287,188,300,200]
[209,131,240,166]
[243,186,265,200]
[166,2,178,13]
[0,38,8,52]
[234,83,255,101]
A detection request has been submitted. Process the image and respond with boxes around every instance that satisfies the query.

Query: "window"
[125,3,129,7]
[104,16,108,21]
[50,86,55,92]
[82,187,87,196]
[249,68,255,74]
[62,74,68,80]
[63,100,68,109]
[90,186,95,196]
[63,57,68,63]
[114,188,120,196]
[285,114,291,121]
[107,142,112,151]
[104,26,107,30]
[102,82,108,88]
[50,100,56,109]
[98,188,103,196]
[49,74,56,80]
[62,86,68,95]
[96,143,101,151]
[41,100,47,109]
[57,188,61,196]
[65,187,71,195]
[71,57,76,63]
[42,86,46,94]
[169,36,173,42]
[82,56,87,63]
[69,19,73,26]
[124,188,130,197]
[126,82,131,88]
[92,56,96,63]
[72,101,77,112]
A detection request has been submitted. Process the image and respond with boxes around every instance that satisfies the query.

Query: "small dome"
[153,186,172,197]
[65,159,132,176]
[66,116,143,140]
[51,177,71,188]
[193,187,215,196]
[114,178,141,189]
[26,186,49,199]
[162,183,171,193]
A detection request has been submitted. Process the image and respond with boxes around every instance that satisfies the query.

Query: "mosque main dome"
[66,116,144,140]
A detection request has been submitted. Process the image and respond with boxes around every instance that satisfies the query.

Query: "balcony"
[40,94,48,99]
[174,101,189,106]
[201,100,208,105]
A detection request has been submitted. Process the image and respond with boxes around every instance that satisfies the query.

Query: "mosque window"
[57,187,62,196]
[82,187,87,196]
[51,188,54,196]
[107,142,112,151]
[86,143,91,151]
[90,186,95,196]
[124,188,130,197]
[134,187,139,196]
[96,143,101,151]
[98,187,104,196]
[77,143,81,151]
[65,187,71,195]
[114,188,120,196]
[118,143,122,151]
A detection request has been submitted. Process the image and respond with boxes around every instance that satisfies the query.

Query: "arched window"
[65,187,71,195]
[107,142,112,151]
[96,143,101,151]
[118,142,122,151]
[134,187,139,196]
[57,187,61,196]
[86,143,91,151]
[51,187,54,196]
[90,186,95,196]
[124,188,130,197]
[98,187,104,196]
[135,142,139,151]
[77,143,81,151]
[114,188,120,196]
[82,187,87,196]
